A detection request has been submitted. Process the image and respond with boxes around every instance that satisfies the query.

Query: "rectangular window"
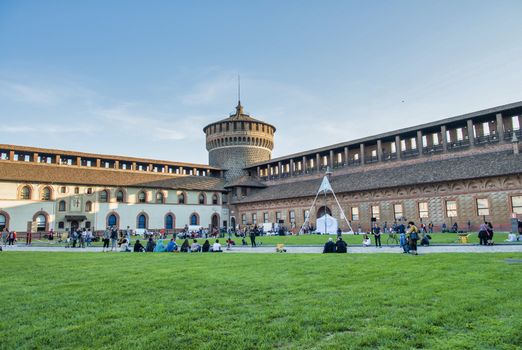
[289,210,295,225]
[393,204,403,219]
[351,207,359,221]
[511,196,522,214]
[252,213,257,225]
[241,214,247,225]
[322,155,328,166]
[241,187,247,197]
[446,200,457,217]
[371,149,377,157]
[418,202,429,218]
[433,133,439,145]
[276,212,281,223]
[353,153,359,161]
[310,159,314,168]
[303,210,310,221]
[410,138,417,149]
[391,142,396,153]
[456,128,463,141]
[512,116,520,131]
[400,140,406,151]
[371,205,380,220]
[476,198,489,216]
[422,135,427,147]
[263,212,269,223]
[483,122,490,136]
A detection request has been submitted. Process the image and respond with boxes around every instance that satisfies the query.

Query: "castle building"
[0,100,521,234]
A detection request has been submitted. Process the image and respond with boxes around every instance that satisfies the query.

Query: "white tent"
[316,214,338,234]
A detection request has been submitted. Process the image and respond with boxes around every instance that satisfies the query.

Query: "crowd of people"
[121,237,224,253]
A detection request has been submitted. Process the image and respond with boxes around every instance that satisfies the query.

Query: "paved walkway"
[2,244,522,254]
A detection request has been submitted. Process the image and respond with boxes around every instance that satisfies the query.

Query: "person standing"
[478,222,488,245]
[102,227,110,252]
[374,225,382,248]
[110,226,118,251]
[26,230,32,245]
[1,228,8,246]
[486,222,494,246]
[249,227,256,248]
[7,230,15,245]
[407,221,419,255]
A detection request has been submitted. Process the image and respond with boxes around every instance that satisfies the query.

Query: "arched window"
[58,200,66,211]
[116,190,125,203]
[36,214,46,232]
[137,214,147,229]
[137,191,147,203]
[178,193,185,204]
[0,214,6,230]
[99,190,109,203]
[199,193,206,205]
[190,213,199,225]
[85,201,92,212]
[156,191,164,204]
[20,186,31,200]
[107,214,117,227]
[41,187,52,200]
[212,194,219,205]
[165,214,174,230]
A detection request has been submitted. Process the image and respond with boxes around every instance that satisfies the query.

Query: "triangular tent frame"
[298,169,354,235]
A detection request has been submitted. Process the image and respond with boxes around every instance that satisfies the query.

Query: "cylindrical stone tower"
[204,101,275,181]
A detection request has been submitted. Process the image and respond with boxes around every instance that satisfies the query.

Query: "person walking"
[249,227,256,248]
[373,225,382,248]
[8,230,15,245]
[102,227,110,252]
[110,226,118,251]
[407,221,419,255]
[25,230,32,245]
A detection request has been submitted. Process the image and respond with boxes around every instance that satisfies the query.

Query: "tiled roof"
[224,176,267,188]
[232,151,522,203]
[0,161,226,191]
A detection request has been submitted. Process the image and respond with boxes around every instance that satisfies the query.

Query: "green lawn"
[1,252,521,349]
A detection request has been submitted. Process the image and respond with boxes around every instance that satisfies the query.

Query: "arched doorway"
[230,217,236,230]
[317,206,332,218]
[211,213,220,229]
[70,220,79,231]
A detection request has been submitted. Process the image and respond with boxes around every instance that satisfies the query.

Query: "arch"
[0,210,10,230]
[198,192,207,205]
[85,201,93,212]
[316,206,332,218]
[115,188,126,203]
[32,211,49,232]
[58,200,66,211]
[18,184,33,200]
[40,186,53,201]
[106,212,119,228]
[137,190,148,203]
[230,216,236,229]
[165,212,175,230]
[211,213,220,229]
[156,191,165,204]
[137,212,149,229]
[190,212,200,226]
[212,193,219,205]
[178,191,187,204]
[99,189,110,203]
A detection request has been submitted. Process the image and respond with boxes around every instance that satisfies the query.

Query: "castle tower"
[204,101,275,181]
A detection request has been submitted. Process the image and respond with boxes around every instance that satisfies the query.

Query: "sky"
[1,0,522,164]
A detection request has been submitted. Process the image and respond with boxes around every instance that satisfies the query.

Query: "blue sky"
[1,0,521,164]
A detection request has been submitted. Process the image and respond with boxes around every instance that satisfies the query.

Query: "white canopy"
[316,214,338,234]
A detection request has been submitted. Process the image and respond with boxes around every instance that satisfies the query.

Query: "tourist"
[180,239,190,252]
[202,239,210,252]
[249,228,256,247]
[362,234,371,247]
[323,237,336,253]
[441,223,448,233]
[212,239,222,252]
[407,221,419,255]
[478,222,488,245]
[79,229,86,248]
[451,222,459,233]
[428,222,434,234]
[165,239,177,252]
[26,231,32,245]
[48,229,54,240]
[420,233,431,246]
[399,231,409,253]
[486,222,494,245]
[337,227,342,237]
[154,239,166,252]
[191,239,201,252]
[373,225,382,248]
[120,239,131,252]
[133,239,145,252]
[336,237,347,253]
[102,228,110,252]
[110,226,118,251]
[145,237,156,252]
[1,228,8,246]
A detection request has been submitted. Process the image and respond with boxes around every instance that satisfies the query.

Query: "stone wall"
[209,147,272,181]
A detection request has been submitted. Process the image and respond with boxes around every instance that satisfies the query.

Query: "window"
[252,213,257,225]
[512,196,522,214]
[60,186,66,193]
[74,187,79,194]
[242,214,247,225]
[190,213,199,225]
[0,214,6,230]
[58,200,66,212]
[137,191,147,203]
[156,192,164,204]
[137,214,147,229]
[199,193,206,205]
[276,212,281,223]
[393,204,403,219]
[116,190,125,203]
[107,214,117,227]
[289,210,295,225]
[85,201,92,212]
[456,128,463,141]
[476,198,489,216]
[178,193,185,204]
[99,190,109,203]
[241,187,247,197]
[20,186,31,200]
[483,122,490,136]
[86,188,93,195]
[512,116,520,131]
[446,200,457,217]
[165,214,174,230]
[41,187,52,201]
[36,214,46,232]
[58,221,64,229]
[212,194,219,205]
[433,133,439,145]
[351,207,359,221]
[303,210,310,221]
[371,205,380,220]
[263,212,269,223]
[418,202,429,218]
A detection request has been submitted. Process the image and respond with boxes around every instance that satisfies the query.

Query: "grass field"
[1,252,521,349]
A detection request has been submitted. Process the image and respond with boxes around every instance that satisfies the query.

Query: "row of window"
[105,212,203,229]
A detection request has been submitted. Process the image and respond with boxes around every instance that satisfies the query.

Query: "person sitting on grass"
[323,237,336,253]
[133,240,145,252]
[420,233,431,246]
[212,239,222,252]
[165,239,177,252]
[202,240,210,252]
[154,239,166,252]
[336,237,347,253]
[191,239,201,252]
[120,239,131,252]
[362,234,371,247]
[145,237,156,252]
[180,239,190,252]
